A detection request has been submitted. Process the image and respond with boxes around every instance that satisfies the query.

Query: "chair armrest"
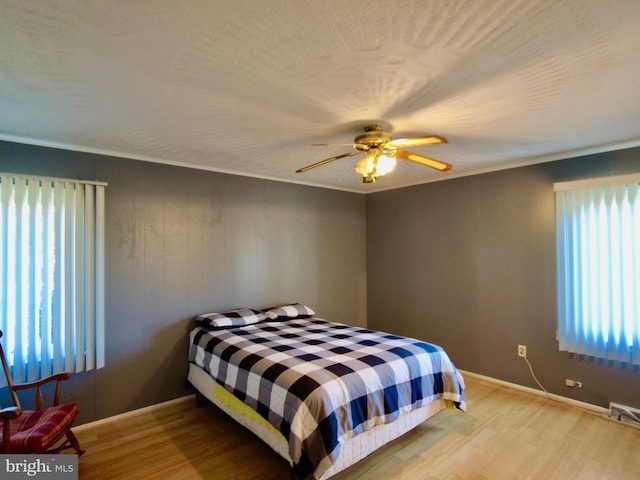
[12,372,73,391]
[0,406,22,420]
[12,372,73,409]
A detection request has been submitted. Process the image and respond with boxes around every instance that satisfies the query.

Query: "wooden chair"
[0,331,84,455]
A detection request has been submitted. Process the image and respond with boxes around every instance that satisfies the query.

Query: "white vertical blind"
[0,174,106,383]
[555,175,640,365]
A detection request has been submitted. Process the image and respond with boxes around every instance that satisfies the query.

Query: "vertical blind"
[0,173,106,383]
[555,174,640,365]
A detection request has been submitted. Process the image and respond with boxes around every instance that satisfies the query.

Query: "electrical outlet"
[517,345,527,357]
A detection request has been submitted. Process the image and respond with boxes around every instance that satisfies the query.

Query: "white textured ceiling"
[2,0,640,193]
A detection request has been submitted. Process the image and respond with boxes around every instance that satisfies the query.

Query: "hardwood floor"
[75,376,640,479]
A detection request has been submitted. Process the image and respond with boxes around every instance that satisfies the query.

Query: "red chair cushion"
[1,402,79,453]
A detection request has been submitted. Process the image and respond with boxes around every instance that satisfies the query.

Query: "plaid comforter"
[189,318,466,480]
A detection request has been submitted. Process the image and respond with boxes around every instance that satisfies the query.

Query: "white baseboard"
[459,369,609,416]
[73,394,195,433]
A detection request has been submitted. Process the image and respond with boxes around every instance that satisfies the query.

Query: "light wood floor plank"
[75,377,640,479]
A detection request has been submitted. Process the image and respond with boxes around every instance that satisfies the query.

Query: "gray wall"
[367,147,640,409]
[2,138,638,423]
[0,140,367,423]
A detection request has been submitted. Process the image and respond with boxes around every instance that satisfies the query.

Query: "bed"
[187,304,466,480]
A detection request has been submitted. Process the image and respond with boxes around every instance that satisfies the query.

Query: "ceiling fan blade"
[393,150,452,172]
[295,152,359,173]
[312,143,355,146]
[387,135,448,148]
[311,143,371,150]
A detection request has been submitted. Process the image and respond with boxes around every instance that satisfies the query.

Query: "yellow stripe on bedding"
[213,383,287,444]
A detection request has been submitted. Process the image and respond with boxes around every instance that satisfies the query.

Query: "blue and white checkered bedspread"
[189,318,466,479]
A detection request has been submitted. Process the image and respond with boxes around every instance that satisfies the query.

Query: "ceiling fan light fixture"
[354,149,396,182]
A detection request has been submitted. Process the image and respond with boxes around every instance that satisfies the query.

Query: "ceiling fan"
[296,124,452,183]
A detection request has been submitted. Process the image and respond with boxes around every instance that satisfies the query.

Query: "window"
[555,173,640,365]
[0,173,106,383]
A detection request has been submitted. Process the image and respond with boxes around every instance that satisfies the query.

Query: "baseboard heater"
[609,402,640,426]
